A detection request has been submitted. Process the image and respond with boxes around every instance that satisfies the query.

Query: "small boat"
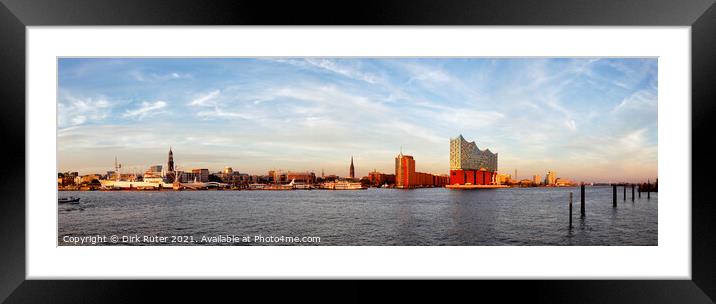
[58,197,80,204]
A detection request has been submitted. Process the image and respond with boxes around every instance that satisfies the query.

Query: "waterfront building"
[519,179,534,187]
[395,153,416,188]
[349,156,355,179]
[249,175,270,184]
[495,173,511,185]
[545,171,556,186]
[75,174,102,185]
[414,172,449,187]
[368,169,396,187]
[238,173,250,183]
[58,172,79,186]
[395,152,447,188]
[287,171,316,184]
[192,168,210,182]
[177,171,198,183]
[217,169,247,186]
[449,134,498,185]
[533,175,542,185]
[322,174,339,182]
[265,170,287,183]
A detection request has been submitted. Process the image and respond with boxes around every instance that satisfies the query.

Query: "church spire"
[167,146,175,172]
[349,156,355,179]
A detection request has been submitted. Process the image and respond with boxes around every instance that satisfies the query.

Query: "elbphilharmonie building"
[449,134,498,185]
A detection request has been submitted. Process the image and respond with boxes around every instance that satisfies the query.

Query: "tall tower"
[167,146,174,172]
[349,156,355,179]
[395,153,415,188]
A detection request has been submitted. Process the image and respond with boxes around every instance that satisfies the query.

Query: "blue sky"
[58,58,657,182]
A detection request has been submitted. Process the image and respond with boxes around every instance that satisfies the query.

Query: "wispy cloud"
[614,89,657,112]
[188,90,221,106]
[401,62,453,84]
[187,90,252,119]
[272,58,381,84]
[123,101,167,119]
[131,70,192,82]
[57,95,113,128]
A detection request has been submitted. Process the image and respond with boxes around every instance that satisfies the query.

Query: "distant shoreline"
[57,185,601,192]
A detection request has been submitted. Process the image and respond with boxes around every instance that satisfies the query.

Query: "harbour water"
[58,186,657,246]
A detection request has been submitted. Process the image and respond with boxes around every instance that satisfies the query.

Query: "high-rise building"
[192,168,210,182]
[395,153,447,188]
[395,153,416,188]
[533,175,541,185]
[349,156,355,179]
[449,134,498,185]
[545,171,556,186]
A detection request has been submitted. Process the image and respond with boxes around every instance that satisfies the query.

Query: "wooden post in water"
[623,185,626,200]
[631,184,635,201]
[612,184,617,207]
[648,185,651,199]
[638,185,641,198]
[580,183,585,217]
[569,192,573,228]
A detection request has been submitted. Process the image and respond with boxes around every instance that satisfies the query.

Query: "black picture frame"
[1,0,714,302]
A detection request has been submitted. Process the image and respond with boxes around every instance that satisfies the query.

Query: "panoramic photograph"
[57,57,658,246]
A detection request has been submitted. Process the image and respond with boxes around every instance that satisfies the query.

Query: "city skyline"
[58,58,657,182]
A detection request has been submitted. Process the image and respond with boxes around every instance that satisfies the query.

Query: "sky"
[57,58,657,183]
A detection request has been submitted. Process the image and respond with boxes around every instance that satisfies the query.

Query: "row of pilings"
[569,182,654,228]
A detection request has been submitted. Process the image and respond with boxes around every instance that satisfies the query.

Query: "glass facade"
[449,134,497,172]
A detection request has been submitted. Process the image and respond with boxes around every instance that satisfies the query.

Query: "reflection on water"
[58,187,657,246]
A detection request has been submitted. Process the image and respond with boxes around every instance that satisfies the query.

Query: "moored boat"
[322,180,366,190]
[58,197,80,204]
